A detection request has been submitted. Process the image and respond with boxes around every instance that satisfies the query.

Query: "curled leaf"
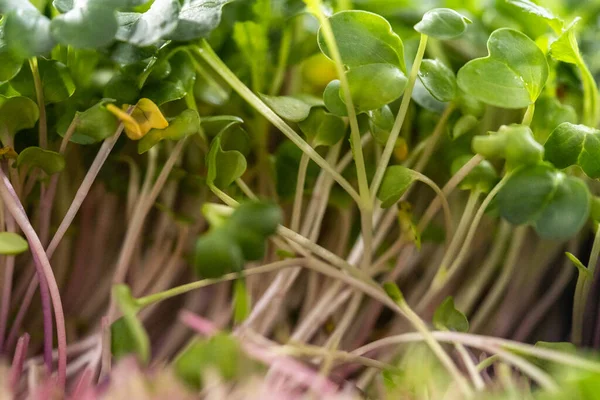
[16,147,66,175]
[138,109,200,154]
[107,98,168,140]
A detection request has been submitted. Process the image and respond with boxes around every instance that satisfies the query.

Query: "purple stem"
[0,168,67,388]
[10,333,29,391]
[0,213,16,351]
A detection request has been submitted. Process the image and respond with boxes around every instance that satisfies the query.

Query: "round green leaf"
[451,114,478,140]
[377,165,416,208]
[193,229,244,278]
[346,63,407,112]
[531,96,577,142]
[60,100,119,145]
[433,297,469,332]
[168,0,229,41]
[451,155,497,193]
[50,2,119,48]
[138,109,200,154]
[298,107,346,148]
[412,79,446,113]
[3,8,54,59]
[323,80,347,117]
[229,201,282,238]
[418,59,457,103]
[414,8,470,40]
[497,164,557,225]
[0,232,28,255]
[0,95,39,136]
[318,10,405,71]
[115,0,180,47]
[206,135,247,189]
[457,28,549,109]
[0,24,23,84]
[544,122,600,179]
[368,105,394,146]
[533,175,590,240]
[11,59,76,104]
[259,94,314,122]
[16,147,66,175]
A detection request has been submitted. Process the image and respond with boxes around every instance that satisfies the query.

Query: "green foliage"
[16,147,65,175]
[11,59,75,104]
[0,95,39,136]
[323,80,348,117]
[414,8,471,40]
[0,232,28,255]
[138,109,200,154]
[259,94,318,122]
[115,0,181,47]
[110,284,149,363]
[472,124,543,170]
[497,163,590,239]
[450,155,497,193]
[58,100,119,145]
[433,297,469,332]
[544,122,600,179]
[377,166,416,208]
[418,59,457,103]
[457,28,548,109]
[298,107,346,147]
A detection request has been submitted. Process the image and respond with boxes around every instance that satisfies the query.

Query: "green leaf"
[299,107,346,148]
[174,334,246,389]
[50,1,119,48]
[11,59,75,104]
[0,24,23,84]
[531,96,577,142]
[414,8,471,40]
[433,297,469,332]
[319,10,405,71]
[111,284,149,363]
[412,80,445,113]
[53,0,73,13]
[457,28,549,109]
[377,165,416,208]
[193,229,244,278]
[200,115,243,137]
[544,122,600,179]
[346,63,407,112]
[383,282,405,304]
[0,95,39,137]
[497,164,590,239]
[0,232,28,255]
[233,21,268,93]
[16,147,66,175]
[168,0,230,41]
[534,341,576,353]
[451,115,478,140]
[206,135,246,189]
[566,252,589,277]
[2,4,54,59]
[472,124,543,170]
[116,0,180,47]
[141,80,186,106]
[533,175,590,240]
[138,109,200,154]
[368,105,394,146]
[104,73,140,105]
[259,94,314,122]
[323,80,347,117]
[418,59,457,103]
[450,155,497,193]
[504,0,563,33]
[60,100,119,145]
[549,18,581,65]
[229,201,282,238]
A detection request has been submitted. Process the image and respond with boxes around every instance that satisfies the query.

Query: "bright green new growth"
[457,28,549,109]
[414,8,471,40]
[544,122,600,179]
[473,124,543,170]
[433,297,469,332]
[0,232,28,255]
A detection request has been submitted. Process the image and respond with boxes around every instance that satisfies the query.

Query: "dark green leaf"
[377,165,416,208]
[138,109,200,154]
[323,80,347,117]
[206,135,246,189]
[16,147,65,175]
[414,8,471,40]
[346,63,407,112]
[368,105,394,146]
[418,59,456,103]
[111,284,149,363]
[0,24,23,84]
[60,100,119,145]
[544,122,600,179]
[0,95,39,137]
[193,229,244,278]
[319,10,405,71]
[233,21,268,93]
[168,0,230,41]
[2,5,54,59]
[457,28,548,109]
[433,297,469,332]
[104,73,140,105]
[451,115,478,139]
[11,59,75,104]
[229,201,282,238]
[116,0,180,47]
[0,232,28,255]
[299,107,346,148]
[450,155,497,193]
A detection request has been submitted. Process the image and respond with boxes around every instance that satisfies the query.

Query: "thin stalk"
[193,42,361,204]
[0,213,15,351]
[29,58,47,148]
[412,104,455,173]
[0,168,67,388]
[572,224,600,344]
[135,258,304,309]
[370,33,429,198]
[305,0,373,268]
[522,103,535,126]
[454,343,485,391]
[291,152,310,232]
[412,171,454,242]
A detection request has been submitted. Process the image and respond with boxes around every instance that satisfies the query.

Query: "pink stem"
[10,333,29,391]
[0,213,16,351]
[0,168,67,388]
[179,311,338,395]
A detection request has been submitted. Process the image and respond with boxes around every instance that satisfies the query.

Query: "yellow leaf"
[0,147,18,160]
[107,98,168,140]
[398,201,421,250]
